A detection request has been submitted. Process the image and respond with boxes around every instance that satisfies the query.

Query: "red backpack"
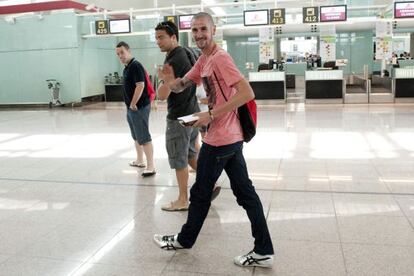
[144,71,156,102]
[238,99,257,142]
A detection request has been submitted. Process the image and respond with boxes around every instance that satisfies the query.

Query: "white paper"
[177,114,199,123]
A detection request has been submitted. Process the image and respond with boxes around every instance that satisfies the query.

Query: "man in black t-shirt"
[116,41,156,177]
[155,21,220,211]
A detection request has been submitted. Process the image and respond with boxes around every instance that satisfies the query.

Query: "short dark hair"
[116,41,130,49]
[155,21,179,42]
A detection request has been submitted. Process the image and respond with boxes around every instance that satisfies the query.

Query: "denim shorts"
[166,119,198,169]
[126,104,152,145]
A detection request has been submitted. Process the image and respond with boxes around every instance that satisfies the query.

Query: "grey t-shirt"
[164,46,200,120]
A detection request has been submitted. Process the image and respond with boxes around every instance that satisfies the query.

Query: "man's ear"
[212,25,216,36]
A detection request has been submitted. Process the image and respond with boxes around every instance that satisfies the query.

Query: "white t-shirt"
[196,84,208,112]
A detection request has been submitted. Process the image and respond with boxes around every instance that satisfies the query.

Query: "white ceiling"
[74,0,411,36]
[0,0,395,10]
[77,0,394,11]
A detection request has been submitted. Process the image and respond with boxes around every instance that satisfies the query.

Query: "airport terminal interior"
[1,0,414,275]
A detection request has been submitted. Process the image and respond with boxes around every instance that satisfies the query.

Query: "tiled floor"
[0,102,414,276]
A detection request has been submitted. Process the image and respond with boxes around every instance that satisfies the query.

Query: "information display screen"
[179,15,194,30]
[109,19,131,34]
[394,1,414,18]
[244,10,269,26]
[320,5,347,22]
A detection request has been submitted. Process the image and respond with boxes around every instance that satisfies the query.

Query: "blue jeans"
[126,104,151,145]
[177,141,274,255]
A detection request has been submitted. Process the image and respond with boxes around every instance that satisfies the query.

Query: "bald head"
[192,12,215,26]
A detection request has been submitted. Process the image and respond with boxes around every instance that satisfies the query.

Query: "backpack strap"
[184,47,197,66]
[212,71,239,119]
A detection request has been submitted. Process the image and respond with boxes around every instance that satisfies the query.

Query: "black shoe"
[142,170,156,177]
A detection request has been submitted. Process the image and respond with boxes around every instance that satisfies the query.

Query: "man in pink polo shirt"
[153,12,274,268]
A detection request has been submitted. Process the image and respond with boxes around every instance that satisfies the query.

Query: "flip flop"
[142,170,156,177]
[161,202,189,212]
[129,161,146,168]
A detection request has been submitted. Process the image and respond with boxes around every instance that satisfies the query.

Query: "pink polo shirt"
[186,46,244,147]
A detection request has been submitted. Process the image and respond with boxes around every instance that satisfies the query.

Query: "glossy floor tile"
[0,102,414,275]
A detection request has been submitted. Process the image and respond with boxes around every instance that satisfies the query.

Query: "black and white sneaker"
[234,250,274,268]
[153,234,184,250]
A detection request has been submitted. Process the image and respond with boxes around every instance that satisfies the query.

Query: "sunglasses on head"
[157,22,175,34]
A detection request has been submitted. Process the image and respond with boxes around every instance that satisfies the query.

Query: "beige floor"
[0,102,413,276]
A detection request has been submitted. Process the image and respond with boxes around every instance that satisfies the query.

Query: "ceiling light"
[135,13,160,20]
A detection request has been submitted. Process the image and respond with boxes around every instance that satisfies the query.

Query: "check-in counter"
[249,72,286,102]
[285,62,307,76]
[398,60,414,68]
[394,68,414,103]
[345,75,369,103]
[305,70,344,103]
[369,75,394,103]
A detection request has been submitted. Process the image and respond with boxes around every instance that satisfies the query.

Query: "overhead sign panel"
[95,20,109,35]
[303,7,319,23]
[394,1,414,18]
[164,16,178,25]
[109,19,131,34]
[270,8,285,25]
[320,5,347,22]
[244,10,269,26]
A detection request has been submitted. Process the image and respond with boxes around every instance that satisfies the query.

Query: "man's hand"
[159,64,176,85]
[193,111,212,127]
[159,64,193,93]
[129,103,138,111]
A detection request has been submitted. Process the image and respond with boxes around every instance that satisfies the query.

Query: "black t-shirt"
[122,58,150,108]
[165,46,200,120]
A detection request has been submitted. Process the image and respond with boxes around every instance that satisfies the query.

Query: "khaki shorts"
[166,119,198,169]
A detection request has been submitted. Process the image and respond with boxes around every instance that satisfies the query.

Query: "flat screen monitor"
[178,14,194,30]
[109,19,131,34]
[394,1,414,18]
[320,5,347,22]
[244,10,269,26]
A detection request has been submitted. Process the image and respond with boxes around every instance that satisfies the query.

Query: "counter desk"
[305,70,344,103]
[248,72,286,102]
[394,68,414,103]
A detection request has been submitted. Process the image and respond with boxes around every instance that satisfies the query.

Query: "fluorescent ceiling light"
[135,13,160,20]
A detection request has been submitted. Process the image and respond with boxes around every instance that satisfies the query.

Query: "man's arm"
[157,73,193,99]
[159,64,195,93]
[211,78,254,117]
[130,82,144,110]
[193,78,254,127]
[168,76,195,93]
[156,81,170,101]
